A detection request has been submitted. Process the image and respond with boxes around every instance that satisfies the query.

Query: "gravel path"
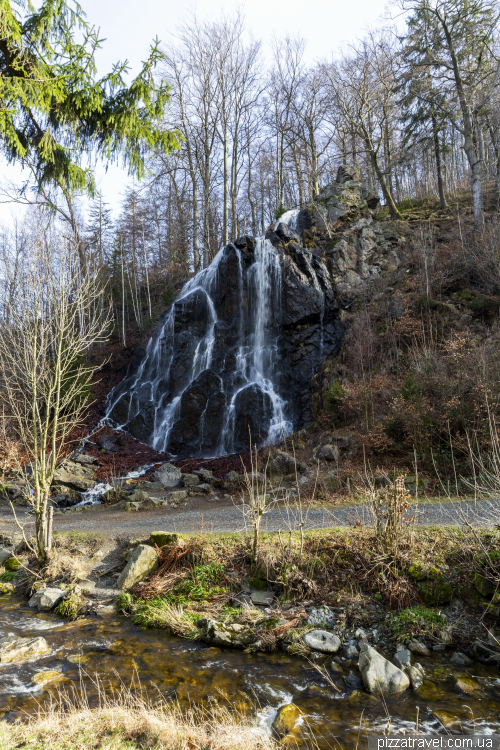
[1,497,499,537]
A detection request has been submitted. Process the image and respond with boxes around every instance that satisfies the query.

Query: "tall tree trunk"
[432,114,448,210]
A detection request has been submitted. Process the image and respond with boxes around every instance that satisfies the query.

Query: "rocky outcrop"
[107,167,397,455]
[52,459,96,491]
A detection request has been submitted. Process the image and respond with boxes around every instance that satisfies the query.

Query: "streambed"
[1,597,500,747]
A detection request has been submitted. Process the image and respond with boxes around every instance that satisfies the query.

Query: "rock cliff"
[107,167,399,456]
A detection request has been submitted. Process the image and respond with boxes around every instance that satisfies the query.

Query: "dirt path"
[1,497,498,538]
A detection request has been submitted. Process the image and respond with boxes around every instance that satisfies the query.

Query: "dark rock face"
[107,173,396,456]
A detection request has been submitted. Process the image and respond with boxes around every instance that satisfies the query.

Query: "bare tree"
[0,222,110,563]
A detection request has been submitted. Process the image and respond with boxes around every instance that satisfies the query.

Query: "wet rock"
[432,710,461,730]
[52,459,96,491]
[153,463,182,488]
[268,450,306,476]
[0,549,11,565]
[358,644,410,696]
[304,630,341,654]
[117,544,158,590]
[415,680,440,700]
[271,704,301,739]
[204,620,257,649]
[393,648,411,670]
[329,661,344,674]
[0,636,50,664]
[28,588,65,611]
[407,640,430,657]
[148,532,184,547]
[407,663,425,690]
[450,651,473,667]
[313,444,340,462]
[449,672,481,694]
[473,640,500,665]
[32,670,66,686]
[307,606,336,629]
[343,670,363,691]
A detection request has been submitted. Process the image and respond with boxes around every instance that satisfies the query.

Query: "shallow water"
[1,598,500,747]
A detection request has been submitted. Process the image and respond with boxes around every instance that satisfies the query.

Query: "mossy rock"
[474,572,495,597]
[248,577,267,590]
[416,578,453,606]
[458,584,490,608]
[415,680,440,701]
[4,557,20,572]
[148,532,183,547]
[0,582,14,595]
[271,704,302,739]
[408,563,427,582]
[448,673,481,694]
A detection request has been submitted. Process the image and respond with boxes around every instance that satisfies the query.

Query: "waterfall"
[106,233,293,456]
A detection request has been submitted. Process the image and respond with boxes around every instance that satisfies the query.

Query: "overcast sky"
[0,0,391,226]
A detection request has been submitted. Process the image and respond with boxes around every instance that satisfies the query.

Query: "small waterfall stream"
[106,229,294,456]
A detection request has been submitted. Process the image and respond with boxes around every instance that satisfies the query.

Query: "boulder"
[407,663,425,690]
[148,532,184,547]
[250,590,274,606]
[304,630,341,654]
[189,483,214,496]
[268,449,306,476]
[0,636,50,664]
[181,473,200,486]
[408,640,430,657]
[166,489,188,503]
[154,463,182,488]
[28,588,65,611]
[52,459,96,491]
[358,644,410,696]
[116,544,159,590]
[271,704,301,739]
[313,444,340,462]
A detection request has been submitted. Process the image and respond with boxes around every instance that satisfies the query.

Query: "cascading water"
[106,233,293,456]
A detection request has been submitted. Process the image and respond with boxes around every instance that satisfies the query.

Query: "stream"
[2,597,500,746]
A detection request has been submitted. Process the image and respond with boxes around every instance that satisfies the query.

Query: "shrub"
[324,380,345,415]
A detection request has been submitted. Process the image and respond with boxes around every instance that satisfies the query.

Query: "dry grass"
[0,687,277,750]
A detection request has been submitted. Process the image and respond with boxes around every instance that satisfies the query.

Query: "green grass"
[0,570,18,582]
[387,605,447,642]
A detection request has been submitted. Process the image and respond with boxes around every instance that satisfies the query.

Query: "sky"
[0,0,391,226]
